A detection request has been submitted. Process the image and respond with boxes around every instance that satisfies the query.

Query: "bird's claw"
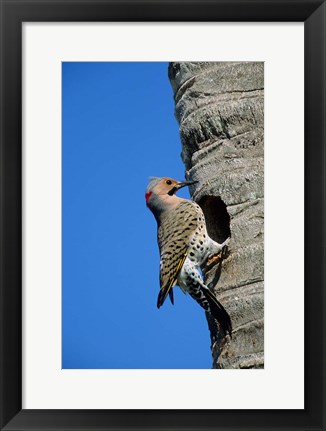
[207,253,223,266]
[206,239,230,267]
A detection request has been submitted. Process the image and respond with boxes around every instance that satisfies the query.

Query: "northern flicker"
[145,177,232,337]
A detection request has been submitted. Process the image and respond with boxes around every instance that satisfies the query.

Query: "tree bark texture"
[168,62,264,369]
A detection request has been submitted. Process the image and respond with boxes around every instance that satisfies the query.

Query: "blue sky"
[62,62,213,369]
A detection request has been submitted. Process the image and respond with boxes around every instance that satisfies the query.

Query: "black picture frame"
[1,1,325,430]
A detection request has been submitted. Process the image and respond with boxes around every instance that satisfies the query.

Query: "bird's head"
[145,177,196,220]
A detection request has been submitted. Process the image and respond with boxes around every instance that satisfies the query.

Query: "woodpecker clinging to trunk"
[145,176,232,337]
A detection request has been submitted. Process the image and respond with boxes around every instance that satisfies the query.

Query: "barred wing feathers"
[157,201,201,308]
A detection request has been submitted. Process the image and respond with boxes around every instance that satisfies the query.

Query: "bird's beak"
[176,180,197,190]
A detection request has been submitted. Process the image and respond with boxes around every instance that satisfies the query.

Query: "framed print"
[0,1,325,430]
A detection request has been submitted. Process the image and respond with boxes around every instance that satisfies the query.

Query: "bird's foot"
[206,239,230,269]
[207,252,223,266]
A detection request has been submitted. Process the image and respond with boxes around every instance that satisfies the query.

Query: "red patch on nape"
[145,191,152,202]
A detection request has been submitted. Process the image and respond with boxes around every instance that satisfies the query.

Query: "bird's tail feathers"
[202,287,232,337]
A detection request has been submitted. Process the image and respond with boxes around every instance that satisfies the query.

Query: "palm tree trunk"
[168,62,264,369]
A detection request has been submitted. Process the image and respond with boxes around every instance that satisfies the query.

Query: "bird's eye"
[166,180,172,185]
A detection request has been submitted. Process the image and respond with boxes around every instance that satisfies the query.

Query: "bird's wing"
[157,201,200,308]
[157,251,188,308]
[168,289,174,305]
